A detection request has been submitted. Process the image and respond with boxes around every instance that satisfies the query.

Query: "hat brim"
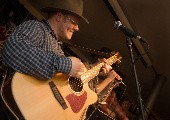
[41,8,89,24]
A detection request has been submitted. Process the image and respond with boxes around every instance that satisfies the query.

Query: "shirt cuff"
[57,56,72,74]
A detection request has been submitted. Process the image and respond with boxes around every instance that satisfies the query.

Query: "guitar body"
[1,53,121,119]
[11,72,98,120]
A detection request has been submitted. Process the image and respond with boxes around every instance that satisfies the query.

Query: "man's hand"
[68,56,87,78]
[98,58,112,74]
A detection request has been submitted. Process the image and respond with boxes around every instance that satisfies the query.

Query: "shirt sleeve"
[2,20,72,80]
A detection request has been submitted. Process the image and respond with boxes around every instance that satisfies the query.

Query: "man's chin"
[66,35,72,40]
[59,35,72,41]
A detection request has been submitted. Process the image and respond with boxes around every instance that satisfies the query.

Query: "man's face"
[59,14,80,40]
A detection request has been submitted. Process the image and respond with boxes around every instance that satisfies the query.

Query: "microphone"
[114,21,144,41]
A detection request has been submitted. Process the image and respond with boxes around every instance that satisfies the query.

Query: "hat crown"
[39,0,88,23]
[42,0,82,14]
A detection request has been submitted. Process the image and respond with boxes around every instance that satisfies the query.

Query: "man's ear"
[55,12,63,22]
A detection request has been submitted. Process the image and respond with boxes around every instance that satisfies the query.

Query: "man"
[1,0,89,119]
[101,89,129,120]
[2,0,88,80]
[1,0,122,119]
[86,48,123,120]
[86,71,128,120]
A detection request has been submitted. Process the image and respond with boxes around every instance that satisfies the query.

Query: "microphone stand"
[125,36,145,120]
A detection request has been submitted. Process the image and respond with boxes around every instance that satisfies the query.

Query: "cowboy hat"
[39,0,89,24]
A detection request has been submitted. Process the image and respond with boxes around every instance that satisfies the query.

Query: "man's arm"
[2,20,72,80]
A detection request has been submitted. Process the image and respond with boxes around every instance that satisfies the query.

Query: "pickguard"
[66,91,87,113]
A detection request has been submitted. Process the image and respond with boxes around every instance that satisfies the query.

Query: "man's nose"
[74,25,79,31]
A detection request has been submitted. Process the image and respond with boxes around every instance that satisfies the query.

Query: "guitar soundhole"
[68,77,83,92]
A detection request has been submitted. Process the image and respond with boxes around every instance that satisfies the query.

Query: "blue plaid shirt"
[2,20,72,80]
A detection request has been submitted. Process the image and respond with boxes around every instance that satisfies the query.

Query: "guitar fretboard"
[81,53,121,84]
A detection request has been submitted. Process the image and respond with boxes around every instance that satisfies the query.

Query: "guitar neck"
[81,63,104,83]
[81,53,122,84]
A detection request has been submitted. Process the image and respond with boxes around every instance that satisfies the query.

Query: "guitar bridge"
[49,81,68,109]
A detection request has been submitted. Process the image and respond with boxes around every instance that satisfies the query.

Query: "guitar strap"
[48,81,68,110]
[63,41,112,58]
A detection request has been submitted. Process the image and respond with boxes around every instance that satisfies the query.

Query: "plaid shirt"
[2,20,72,80]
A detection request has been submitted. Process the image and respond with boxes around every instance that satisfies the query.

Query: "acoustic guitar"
[1,53,121,120]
